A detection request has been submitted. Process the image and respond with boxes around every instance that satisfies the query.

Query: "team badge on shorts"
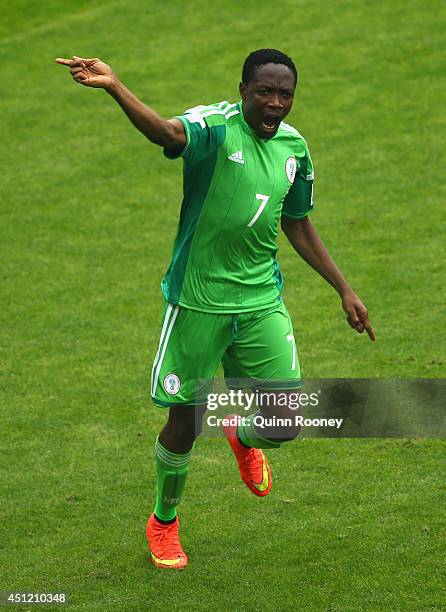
[285,156,297,183]
[163,373,181,395]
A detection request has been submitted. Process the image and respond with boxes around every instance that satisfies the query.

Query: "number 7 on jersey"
[247,193,270,227]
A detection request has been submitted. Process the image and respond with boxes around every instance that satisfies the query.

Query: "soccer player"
[56,49,374,570]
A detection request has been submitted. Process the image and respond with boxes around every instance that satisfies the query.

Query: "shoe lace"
[153,521,182,554]
[242,447,264,473]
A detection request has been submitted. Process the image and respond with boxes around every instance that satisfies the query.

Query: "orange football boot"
[146,513,188,570]
[222,415,272,497]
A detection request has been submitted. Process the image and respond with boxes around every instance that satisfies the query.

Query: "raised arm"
[55,56,186,150]
[281,215,375,341]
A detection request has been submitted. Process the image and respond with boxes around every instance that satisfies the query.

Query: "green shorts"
[150,300,301,407]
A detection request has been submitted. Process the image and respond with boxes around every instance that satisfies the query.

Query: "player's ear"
[239,81,247,100]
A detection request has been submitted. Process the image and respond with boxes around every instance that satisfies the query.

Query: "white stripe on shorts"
[150,304,173,393]
[151,305,179,397]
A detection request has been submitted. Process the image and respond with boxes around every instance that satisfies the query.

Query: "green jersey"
[162,100,314,313]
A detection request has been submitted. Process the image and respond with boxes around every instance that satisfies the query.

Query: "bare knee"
[257,390,302,443]
[166,416,202,442]
[159,406,206,453]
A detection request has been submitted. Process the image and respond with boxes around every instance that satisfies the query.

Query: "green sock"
[154,437,193,521]
[237,412,281,449]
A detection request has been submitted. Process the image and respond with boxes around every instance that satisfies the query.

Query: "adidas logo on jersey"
[228,150,245,165]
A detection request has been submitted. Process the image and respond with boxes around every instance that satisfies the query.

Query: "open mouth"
[261,114,280,132]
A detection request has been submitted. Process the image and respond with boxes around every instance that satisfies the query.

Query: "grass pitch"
[1,0,445,609]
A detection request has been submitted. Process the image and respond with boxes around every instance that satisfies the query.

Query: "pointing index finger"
[364,320,376,342]
[55,57,72,66]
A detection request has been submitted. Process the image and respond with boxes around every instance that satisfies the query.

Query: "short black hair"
[242,48,297,85]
